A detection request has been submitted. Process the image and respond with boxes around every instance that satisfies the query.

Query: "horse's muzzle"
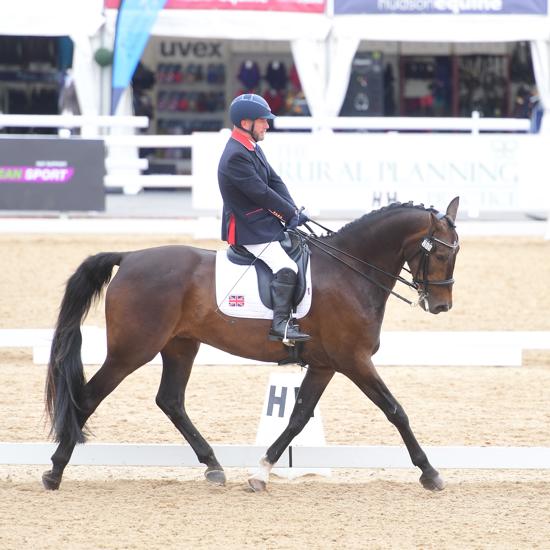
[431,302,452,314]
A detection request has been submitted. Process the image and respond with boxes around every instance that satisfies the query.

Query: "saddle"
[226,230,310,311]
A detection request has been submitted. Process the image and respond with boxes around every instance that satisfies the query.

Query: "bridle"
[405,212,459,305]
[299,212,459,308]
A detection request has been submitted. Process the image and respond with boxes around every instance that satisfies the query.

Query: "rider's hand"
[287,211,309,230]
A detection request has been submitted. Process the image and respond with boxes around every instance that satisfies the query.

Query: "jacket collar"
[231,128,255,151]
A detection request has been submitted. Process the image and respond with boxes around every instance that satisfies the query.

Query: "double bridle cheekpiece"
[406,212,459,306]
[298,211,458,308]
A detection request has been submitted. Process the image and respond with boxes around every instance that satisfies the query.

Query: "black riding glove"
[287,211,309,230]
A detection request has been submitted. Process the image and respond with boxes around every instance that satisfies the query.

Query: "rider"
[218,93,310,342]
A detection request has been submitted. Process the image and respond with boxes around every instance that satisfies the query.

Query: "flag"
[111,0,168,114]
[228,295,245,307]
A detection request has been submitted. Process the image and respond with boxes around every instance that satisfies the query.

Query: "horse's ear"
[446,196,459,222]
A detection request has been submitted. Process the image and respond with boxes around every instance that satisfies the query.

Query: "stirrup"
[282,320,295,347]
[269,319,310,346]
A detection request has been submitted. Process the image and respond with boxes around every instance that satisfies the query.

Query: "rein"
[298,229,420,306]
[299,213,458,307]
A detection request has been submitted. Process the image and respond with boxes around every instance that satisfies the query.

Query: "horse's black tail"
[45,252,125,444]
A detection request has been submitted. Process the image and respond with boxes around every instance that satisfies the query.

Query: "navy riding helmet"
[229,94,275,128]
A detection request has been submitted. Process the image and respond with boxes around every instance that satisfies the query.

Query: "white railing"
[102,134,195,192]
[275,112,531,133]
[0,114,148,130]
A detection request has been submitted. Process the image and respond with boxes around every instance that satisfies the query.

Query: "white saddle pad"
[215,250,312,320]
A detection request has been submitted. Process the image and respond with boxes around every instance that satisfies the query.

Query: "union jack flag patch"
[228,295,245,307]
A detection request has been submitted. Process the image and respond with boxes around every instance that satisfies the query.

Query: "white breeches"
[243,241,298,274]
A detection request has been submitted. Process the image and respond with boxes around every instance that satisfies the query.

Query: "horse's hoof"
[248,477,267,493]
[42,470,61,491]
[205,468,226,486]
[420,472,445,491]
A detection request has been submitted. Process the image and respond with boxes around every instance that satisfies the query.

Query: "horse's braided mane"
[326,201,438,238]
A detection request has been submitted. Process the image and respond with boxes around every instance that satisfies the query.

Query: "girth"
[226,230,310,311]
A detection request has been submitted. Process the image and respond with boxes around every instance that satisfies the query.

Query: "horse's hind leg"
[43,357,136,490]
[156,337,225,486]
[350,360,444,491]
[248,366,334,492]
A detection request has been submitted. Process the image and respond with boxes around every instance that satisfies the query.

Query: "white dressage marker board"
[254,373,330,478]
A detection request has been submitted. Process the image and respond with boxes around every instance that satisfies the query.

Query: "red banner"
[105,0,324,12]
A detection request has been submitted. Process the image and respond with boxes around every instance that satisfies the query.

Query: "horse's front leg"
[248,366,334,492]
[350,358,445,491]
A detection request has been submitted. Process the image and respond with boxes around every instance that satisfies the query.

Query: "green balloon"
[94,47,113,67]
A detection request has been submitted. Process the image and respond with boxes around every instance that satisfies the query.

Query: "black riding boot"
[268,268,310,343]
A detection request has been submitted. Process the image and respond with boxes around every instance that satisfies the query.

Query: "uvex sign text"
[160,41,223,58]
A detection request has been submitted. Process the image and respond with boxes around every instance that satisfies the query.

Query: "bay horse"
[44,197,460,492]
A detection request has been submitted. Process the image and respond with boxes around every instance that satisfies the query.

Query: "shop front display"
[457,55,508,118]
[138,38,230,175]
[344,41,536,119]
[400,55,453,117]
[233,53,308,119]
[0,36,74,134]
[152,38,229,136]
[340,51,384,117]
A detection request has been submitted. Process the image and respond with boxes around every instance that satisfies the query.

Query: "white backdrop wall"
[192,131,549,216]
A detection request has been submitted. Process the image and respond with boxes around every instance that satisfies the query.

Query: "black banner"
[0,137,105,211]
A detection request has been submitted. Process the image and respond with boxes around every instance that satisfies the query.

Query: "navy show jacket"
[218,129,297,245]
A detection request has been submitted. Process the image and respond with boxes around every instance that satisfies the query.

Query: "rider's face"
[243,118,270,142]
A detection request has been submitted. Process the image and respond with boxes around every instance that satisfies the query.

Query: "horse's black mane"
[326,201,438,238]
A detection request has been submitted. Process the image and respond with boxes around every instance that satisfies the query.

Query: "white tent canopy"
[1,0,104,39]
[129,9,330,41]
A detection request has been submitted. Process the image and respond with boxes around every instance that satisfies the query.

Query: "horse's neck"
[330,209,428,275]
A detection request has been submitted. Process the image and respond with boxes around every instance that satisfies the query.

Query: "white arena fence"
[1,442,549,470]
[2,328,550,368]
[273,112,531,133]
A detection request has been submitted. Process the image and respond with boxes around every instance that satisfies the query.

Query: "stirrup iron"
[282,319,294,347]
